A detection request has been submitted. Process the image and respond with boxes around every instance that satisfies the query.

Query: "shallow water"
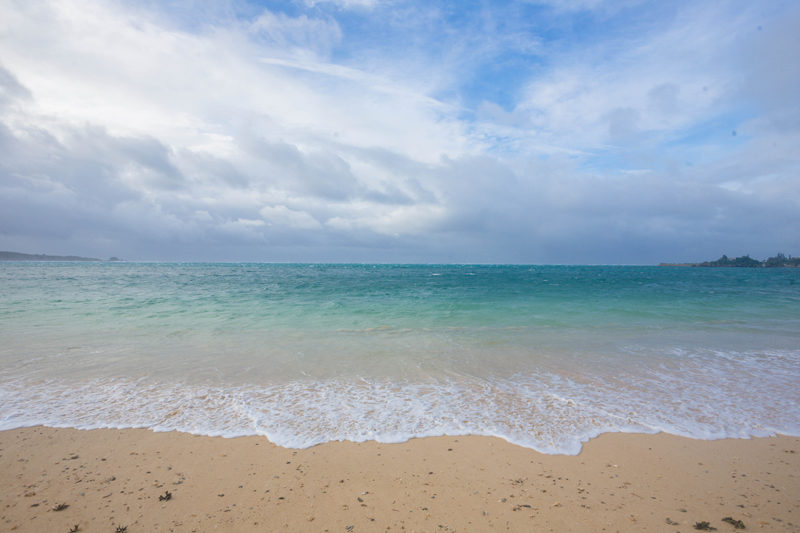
[1,263,798,453]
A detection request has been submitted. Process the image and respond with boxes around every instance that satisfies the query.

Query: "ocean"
[1,262,798,454]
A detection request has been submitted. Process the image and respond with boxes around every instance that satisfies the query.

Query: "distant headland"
[0,251,122,262]
[660,253,799,268]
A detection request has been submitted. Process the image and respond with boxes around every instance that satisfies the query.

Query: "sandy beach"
[0,428,797,532]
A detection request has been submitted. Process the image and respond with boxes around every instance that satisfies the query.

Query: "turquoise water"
[1,263,799,453]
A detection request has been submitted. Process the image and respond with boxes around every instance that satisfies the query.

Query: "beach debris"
[159,490,172,501]
[694,521,717,530]
[115,526,128,533]
[345,526,354,532]
[666,517,679,525]
[722,517,746,529]
[68,525,80,532]
[52,502,69,511]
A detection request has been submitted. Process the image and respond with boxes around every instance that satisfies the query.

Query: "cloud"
[514,3,742,153]
[0,64,31,109]
[260,205,322,230]
[303,0,380,9]
[249,10,343,57]
[0,0,798,262]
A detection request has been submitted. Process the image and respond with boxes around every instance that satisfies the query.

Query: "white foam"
[2,348,799,455]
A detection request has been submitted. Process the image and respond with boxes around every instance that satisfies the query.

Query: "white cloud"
[0,0,471,256]
[303,0,381,10]
[0,0,467,162]
[326,203,447,236]
[249,10,343,57]
[515,5,739,153]
[259,205,322,230]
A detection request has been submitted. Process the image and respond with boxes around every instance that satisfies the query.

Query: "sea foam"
[2,348,798,455]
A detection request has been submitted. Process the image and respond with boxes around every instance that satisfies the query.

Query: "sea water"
[1,262,798,454]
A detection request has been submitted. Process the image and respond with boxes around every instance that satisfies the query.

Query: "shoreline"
[1,427,798,532]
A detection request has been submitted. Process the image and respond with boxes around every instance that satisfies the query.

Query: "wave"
[2,354,798,455]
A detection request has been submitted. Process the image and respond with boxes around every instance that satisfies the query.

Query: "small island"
[0,251,122,262]
[661,253,799,268]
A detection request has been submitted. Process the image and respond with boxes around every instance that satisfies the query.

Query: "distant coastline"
[0,251,121,262]
[1,249,797,267]
[660,253,799,268]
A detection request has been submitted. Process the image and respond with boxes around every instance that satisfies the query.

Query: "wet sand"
[1,427,798,532]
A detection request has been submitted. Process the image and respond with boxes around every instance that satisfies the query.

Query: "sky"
[0,0,798,263]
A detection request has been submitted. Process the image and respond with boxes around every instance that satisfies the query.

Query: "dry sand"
[1,427,798,532]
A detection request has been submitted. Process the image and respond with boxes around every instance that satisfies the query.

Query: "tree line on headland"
[660,253,800,268]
